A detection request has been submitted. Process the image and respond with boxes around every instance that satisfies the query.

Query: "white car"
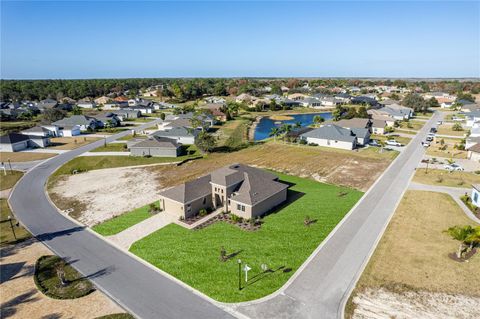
[422,141,430,147]
[385,140,402,147]
[444,163,464,171]
[437,121,443,125]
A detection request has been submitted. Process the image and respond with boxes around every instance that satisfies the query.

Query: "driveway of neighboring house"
[408,182,480,223]
[420,155,480,172]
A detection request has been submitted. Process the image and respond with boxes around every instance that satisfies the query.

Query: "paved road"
[9,119,234,319]
[234,112,442,319]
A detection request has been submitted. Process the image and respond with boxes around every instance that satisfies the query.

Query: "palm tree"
[294,121,302,129]
[444,225,476,258]
[466,226,480,250]
[281,124,292,134]
[313,115,324,126]
[269,127,280,141]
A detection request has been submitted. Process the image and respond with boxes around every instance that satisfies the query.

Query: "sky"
[1,1,479,79]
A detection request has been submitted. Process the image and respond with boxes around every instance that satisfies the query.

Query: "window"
[203,197,206,204]
[221,189,224,193]
[474,191,478,203]
[237,204,241,210]
[241,205,245,212]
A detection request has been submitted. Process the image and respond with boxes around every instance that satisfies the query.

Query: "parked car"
[437,120,443,125]
[444,163,464,171]
[385,140,402,147]
[422,141,430,147]
[430,127,437,133]
[369,139,381,147]
[452,117,463,122]
[426,136,434,142]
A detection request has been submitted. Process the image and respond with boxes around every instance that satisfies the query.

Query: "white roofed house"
[77,99,96,109]
[299,124,358,150]
[464,111,480,128]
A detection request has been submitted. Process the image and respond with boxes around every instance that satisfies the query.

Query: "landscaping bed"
[34,255,95,299]
[193,212,262,231]
[460,194,480,220]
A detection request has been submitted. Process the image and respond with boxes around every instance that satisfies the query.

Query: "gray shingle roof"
[52,115,97,126]
[152,126,199,138]
[0,133,30,144]
[159,174,212,203]
[130,136,179,149]
[300,124,356,143]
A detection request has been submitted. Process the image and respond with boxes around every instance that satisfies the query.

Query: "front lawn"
[130,173,363,302]
[413,168,480,188]
[0,152,55,162]
[1,198,31,245]
[0,170,23,190]
[49,136,101,150]
[92,202,158,236]
[397,120,425,131]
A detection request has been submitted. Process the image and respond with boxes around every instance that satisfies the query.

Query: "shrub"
[199,209,207,217]
[230,214,243,223]
[384,126,394,133]
[143,154,152,158]
[299,139,307,145]
[436,175,444,183]
[452,123,463,131]
[474,170,480,175]
[308,143,318,146]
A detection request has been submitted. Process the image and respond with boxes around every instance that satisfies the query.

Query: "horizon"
[1,1,479,79]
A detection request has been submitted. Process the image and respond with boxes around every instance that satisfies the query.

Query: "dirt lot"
[50,166,164,226]
[49,136,101,150]
[0,239,125,318]
[0,152,55,162]
[49,142,393,224]
[347,191,480,318]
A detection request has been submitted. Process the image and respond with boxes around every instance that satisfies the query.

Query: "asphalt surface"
[9,120,234,319]
[234,112,441,319]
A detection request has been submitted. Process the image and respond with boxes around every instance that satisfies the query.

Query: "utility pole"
[238,259,242,290]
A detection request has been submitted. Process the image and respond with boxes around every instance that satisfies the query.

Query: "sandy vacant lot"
[347,191,479,318]
[0,239,125,319]
[51,166,162,226]
[50,143,393,224]
[353,288,480,319]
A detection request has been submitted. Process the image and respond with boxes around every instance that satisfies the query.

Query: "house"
[96,112,121,127]
[159,112,215,130]
[466,136,480,150]
[94,96,110,105]
[20,126,54,137]
[129,136,180,157]
[52,115,101,131]
[77,99,96,109]
[158,163,289,220]
[423,92,456,102]
[471,185,480,207]
[328,118,371,145]
[335,93,352,102]
[288,93,308,101]
[367,104,413,121]
[204,97,226,104]
[152,126,199,145]
[37,98,58,111]
[60,125,81,137]
[371,119,387,135]
[236,93,256,104]
[464,111,480,127]
[154,102,177,110]
[125,104,154,114]
[104,101,127,110]
[0,133,31,152]
[115,109,141,121]
[300,97,323,108]
[0,133,50,151]
[467,144,480,161]
[461,103,480,113]
[351,96,379,107]
[440,101,454,108]
[299,124,357,150]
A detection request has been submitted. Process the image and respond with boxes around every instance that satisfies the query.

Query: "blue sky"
[1,1,479,79]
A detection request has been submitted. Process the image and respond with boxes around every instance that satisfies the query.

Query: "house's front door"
[215,193,223,208]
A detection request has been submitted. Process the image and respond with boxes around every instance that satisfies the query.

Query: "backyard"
[130,172,363,302]
[346,191,480,318]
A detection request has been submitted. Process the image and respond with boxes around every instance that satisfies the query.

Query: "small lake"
[253,112,332,141]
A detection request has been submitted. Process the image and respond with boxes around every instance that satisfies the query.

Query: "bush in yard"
[299,139,307,145]
[230,214,242,223]
[452,123,463,131]
[384,126,394,133]
[148,203,159,214]
[199,209,207,217]
[436,175,444,183]
[308,142,318,146]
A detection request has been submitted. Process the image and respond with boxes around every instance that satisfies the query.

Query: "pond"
[253,112,332,141]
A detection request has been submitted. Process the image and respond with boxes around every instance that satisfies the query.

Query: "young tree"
[269,127,280,141]
[427,97,440,108]
[332,105,346,121]
[444,225,476,259]
[313,115,324,126]
[195,131,216,153]
[452,123,463,131]
[72,106,83,115]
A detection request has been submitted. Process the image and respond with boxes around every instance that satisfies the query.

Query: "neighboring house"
[351,96,379,107]
[129,136,180,157]
[471,185,480,207]
[125,105,154,114]
[236,93,256,104]
[200,103,227,121]
[94,96,110,105]
[368,104,412,121]
[467,144,480,161]
[77,99,96,108]
[152,126,199,145]
[159,112,214,130]
[154,102,177,110]
[299,124,357,150]
[115,109,141,121]
[96,112,121,127]
[288,93,308,101]
[300,97,323,108]
[104,101,127,110]
[423,92,456,102]
[0,133,31,152]
[52,115,101,131]
[461,103,480,113]
[328,118,371,145]
[335,93,352,102]
[204,97,226,104]
[0,133,50,151]
[37,98,58,111]
[158,163,289,220]
[465,136,480,150]
[60,125,81,137]
[20,126,53,137]
[440,101,454,108]
[371,119,387,135]
[464,111,480,127]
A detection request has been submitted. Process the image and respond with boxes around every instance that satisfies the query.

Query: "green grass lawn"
[130,173,363,302]
[91,142,128,152]
[398,120,425,131]
[50,145,201,178]
[0,120,39,135]
[0,170,23,190]
[1,199,31,245]
[93,203,157,236]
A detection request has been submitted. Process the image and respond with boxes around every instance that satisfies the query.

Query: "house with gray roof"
[300,124,357,150]
[129,136,180,157]
[151,126,200,144]
[0,133,50,152]
[52,115,101,131]
[158,163,289,220]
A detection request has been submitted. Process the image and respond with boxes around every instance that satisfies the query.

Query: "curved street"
[8,120,234,319]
